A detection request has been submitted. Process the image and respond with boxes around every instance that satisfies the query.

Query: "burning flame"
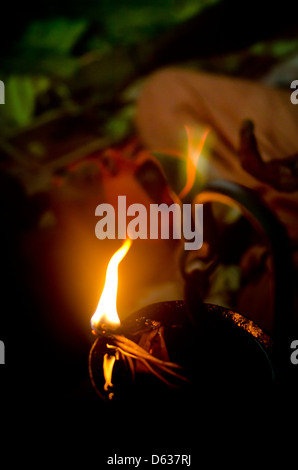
[178,125,210,200]
[103,347,119,400]
[91,238,132,330]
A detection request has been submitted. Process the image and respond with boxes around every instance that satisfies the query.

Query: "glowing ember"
[103,352,116,391]
[91,238,132,331]
[103,347,119,400]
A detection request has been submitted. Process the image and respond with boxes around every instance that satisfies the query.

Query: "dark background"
[0,0,297,460]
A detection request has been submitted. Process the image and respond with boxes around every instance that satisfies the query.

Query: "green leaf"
[21,17,89,55]
[4,75,35,127]
[38,56,79,79]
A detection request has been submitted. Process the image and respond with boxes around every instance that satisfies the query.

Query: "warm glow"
[178,125,210,200]
[103,348,119,400]
[91,239,132,330]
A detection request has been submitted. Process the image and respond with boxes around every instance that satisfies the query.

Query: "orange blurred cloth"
[136,68,298,331]
[136,68,298,249]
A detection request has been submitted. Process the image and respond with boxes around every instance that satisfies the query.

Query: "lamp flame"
[91,239,132,331]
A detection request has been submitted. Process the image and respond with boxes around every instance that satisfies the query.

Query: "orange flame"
[178,125,210,200]
[91,239,132,330]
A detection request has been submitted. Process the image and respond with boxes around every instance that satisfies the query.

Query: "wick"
[91,321,121,336]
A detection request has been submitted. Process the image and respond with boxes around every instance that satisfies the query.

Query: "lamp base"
[89,300,274,405]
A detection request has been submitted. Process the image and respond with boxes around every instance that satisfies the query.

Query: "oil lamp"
[88,177,291,405]
[89,239,190,402]
[88,126,296,404]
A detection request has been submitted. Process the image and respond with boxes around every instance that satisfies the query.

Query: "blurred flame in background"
[179,125,210,200]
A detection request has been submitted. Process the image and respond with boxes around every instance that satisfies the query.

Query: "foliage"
[0,1,210,133]
[0,0,296,139]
